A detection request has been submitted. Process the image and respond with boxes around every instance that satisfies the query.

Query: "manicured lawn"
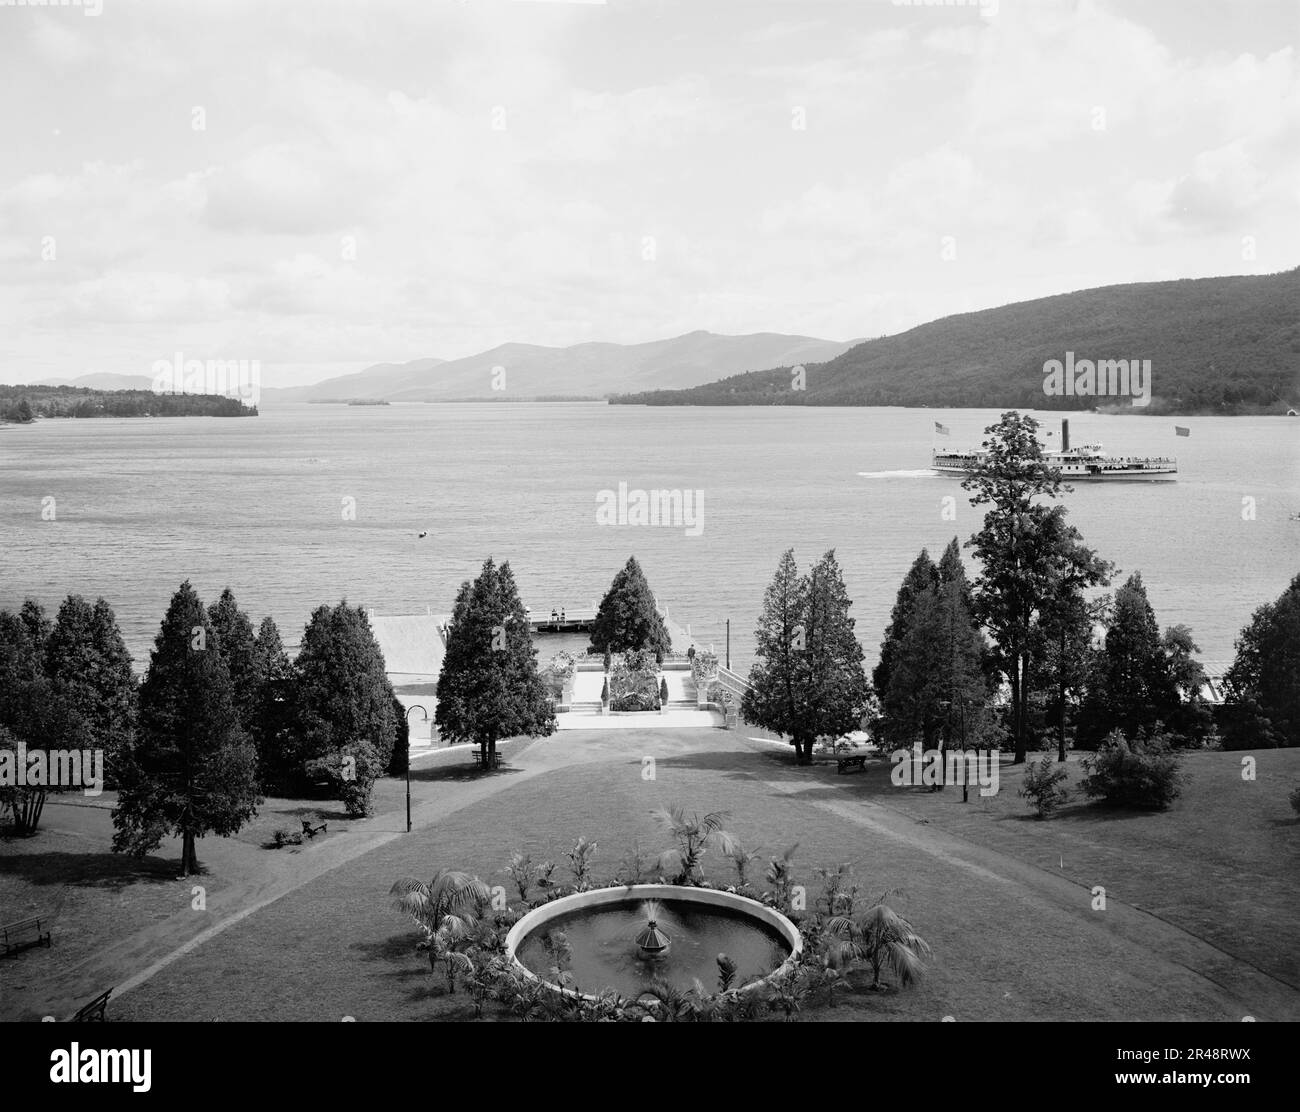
[107,734,1300,1023]
[0,737,540,1021]
[794,745,1300,987]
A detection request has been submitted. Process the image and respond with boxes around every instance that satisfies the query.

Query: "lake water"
[2,403,1296,677]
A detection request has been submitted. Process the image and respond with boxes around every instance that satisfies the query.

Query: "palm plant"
[651,806,737,885]
[826,895,932,990]
[763,964,812,1019]
[566,836,598,890]
[505,851,541,902]
[389,868,491,994]
[725,839,762,889]
[615,841,651,887]
[764,843,799,910]
[814,862,858,918]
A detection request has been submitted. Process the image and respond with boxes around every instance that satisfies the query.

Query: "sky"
[1,0,1297,388]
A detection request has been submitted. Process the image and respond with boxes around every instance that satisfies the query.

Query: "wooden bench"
[836,754,868,774]
[71,988,111,1022]
[470,750,503,770]
[300,819,328,840]
[1,916,52,956]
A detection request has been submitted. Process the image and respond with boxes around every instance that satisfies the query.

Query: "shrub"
[600,678,609,703]
[1019,755,1070,817]
[659,678,668,706]
[1079,730,1184,811]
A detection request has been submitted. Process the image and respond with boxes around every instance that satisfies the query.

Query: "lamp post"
[404,704,427,833]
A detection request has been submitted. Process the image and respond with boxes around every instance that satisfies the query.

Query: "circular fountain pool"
[505,884,801,1000]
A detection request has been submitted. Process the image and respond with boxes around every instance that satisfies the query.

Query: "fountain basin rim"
[503,883,803,1004]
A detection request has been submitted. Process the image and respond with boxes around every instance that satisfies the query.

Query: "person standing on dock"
[687,644,696,661]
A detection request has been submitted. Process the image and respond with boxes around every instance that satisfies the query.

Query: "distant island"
[346,399,391,406]
[611,269,1300,415]
[0,385,257,422]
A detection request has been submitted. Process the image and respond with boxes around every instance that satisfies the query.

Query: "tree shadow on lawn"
[408,763,528,785]
[658,749,905,796]
[0,850,187,890]
[271,804,352,823]
[1034,800,1166,824]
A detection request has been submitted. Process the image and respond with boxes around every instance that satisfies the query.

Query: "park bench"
[301,819,328,839]
[470,750,503,770]
[836,754,868,774]
[1,916,52,956]
[71,988,112,1022]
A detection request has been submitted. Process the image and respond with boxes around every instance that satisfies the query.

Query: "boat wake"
[857,469,937,479]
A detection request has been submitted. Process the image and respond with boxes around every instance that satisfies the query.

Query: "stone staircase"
[557,663,721,728]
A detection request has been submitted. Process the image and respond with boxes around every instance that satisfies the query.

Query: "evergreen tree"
[294,602,397,815]
[882,565,993,766]
[964,412,1110,762]
[1222,574,1300,748]
[44,596,137,786]
[249,616,297,791]
[936,537,975,615]
[1078,573,1178,746]
[588,556,672,655]
[0,603,46,694]
[207,588,259,731]
[872,550,938,699]
[112,581,260,876]
[435,557,556,764]
[742,549,870,764]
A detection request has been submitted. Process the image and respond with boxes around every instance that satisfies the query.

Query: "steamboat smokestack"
[1061,419,1070,452]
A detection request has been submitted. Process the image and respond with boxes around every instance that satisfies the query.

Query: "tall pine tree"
[1078,572,1178,746]
[294,602,397,815]
[742,549,869,764]
[250,616,297,791]
[588,556,672,655]
[207,588,259,732]
[435,557,556,763]
[881,549,992,763]
[872,549,939,698]
[112,581,260,876]
[44,595,137,787]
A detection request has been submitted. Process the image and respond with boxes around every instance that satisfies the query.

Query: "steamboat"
[932,420,1177,481]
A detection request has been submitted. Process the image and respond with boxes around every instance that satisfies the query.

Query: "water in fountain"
[517,899,789,997]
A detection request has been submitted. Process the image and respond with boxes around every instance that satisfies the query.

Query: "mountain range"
[260,332,860,402]
[613,270,1300,414]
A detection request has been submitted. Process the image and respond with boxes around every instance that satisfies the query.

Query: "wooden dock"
[527,608,596,634]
